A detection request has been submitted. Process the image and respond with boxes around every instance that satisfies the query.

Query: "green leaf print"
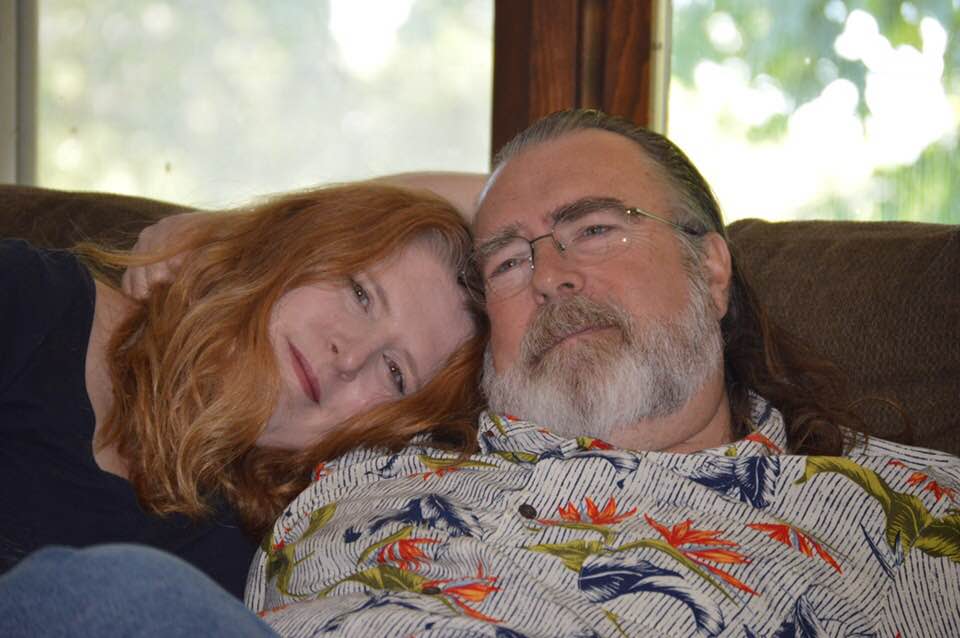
[303,502,338,538]
[417,454,498,471]
[527,539,606,572]
[914,513,960,563]
[491,450,540,464]
[796,457,936,556]
[358,526,413,564]
[323,565,428,596]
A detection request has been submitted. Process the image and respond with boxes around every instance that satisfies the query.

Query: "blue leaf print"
[766,594,832,638]
[860,523,902,580]
[579,554,724,637]
[317,592,428,633]
[366,453,401,480]
[792,595,830,637]
[343,527,362,544]
[687,456,781,508]
[368,495,481,537]
[539,448,642,474]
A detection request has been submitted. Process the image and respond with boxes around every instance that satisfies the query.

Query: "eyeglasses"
[464,200,703,303]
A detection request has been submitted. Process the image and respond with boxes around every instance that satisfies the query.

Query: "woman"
[0,182,487,599]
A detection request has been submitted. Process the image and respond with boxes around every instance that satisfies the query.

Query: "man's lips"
[556,325,613,345]
[288,341,321,404]
[528,324,618,366]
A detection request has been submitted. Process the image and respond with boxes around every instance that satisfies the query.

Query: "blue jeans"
[0,544,277,637]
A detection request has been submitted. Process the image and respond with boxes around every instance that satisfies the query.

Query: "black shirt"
[0,239,256,599]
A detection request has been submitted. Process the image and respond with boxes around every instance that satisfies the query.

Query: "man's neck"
[607,368,734,453]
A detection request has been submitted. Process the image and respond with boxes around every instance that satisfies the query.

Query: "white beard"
[481,272,723,443]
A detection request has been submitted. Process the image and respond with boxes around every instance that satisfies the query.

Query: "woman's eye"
[351,279,370,310]
[385,356,405,395]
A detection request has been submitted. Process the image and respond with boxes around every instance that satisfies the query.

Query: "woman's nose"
[330,336,376,381]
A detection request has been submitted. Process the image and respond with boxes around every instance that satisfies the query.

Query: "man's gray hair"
[488,109,727,243]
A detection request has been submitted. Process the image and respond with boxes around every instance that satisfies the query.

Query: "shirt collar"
[477,393,788,458]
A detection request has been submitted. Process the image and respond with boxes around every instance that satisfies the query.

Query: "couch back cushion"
[0,185,191,249]
[729,219,960,455]
[1,185,956,454]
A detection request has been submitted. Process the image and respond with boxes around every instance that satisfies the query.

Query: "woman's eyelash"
[351,279,371,310]
[385,356,405,394]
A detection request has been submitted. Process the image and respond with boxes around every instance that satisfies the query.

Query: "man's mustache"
[520,296,630,367]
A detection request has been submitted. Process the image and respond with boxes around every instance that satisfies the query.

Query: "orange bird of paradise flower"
[746,522,842,574]
[376,537,441,571]
[646,514,758,595]
[546,497,638,526]
[422,562,501,622]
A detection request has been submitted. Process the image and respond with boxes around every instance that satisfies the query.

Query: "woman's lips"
[288,341,321,404]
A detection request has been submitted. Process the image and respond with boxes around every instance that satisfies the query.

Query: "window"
[669,0,959,223]
[30,0,492,206]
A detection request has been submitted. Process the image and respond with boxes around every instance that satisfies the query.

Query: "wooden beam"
[491,0,657,162]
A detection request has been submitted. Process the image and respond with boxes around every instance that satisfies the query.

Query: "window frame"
[491,0,666,159]
[1,0,37,184]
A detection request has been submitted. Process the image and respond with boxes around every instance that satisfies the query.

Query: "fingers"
[120,214,199,299]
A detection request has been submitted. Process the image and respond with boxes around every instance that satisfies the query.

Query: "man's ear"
[700,232,732,319]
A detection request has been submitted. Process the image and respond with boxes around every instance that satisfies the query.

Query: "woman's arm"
[121,172,488,298]
[371,172,487,223]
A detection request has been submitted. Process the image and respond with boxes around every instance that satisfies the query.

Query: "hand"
[121,212,208,299]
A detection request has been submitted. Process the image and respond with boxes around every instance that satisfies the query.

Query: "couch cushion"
[729,219,960,456]
[0,185,192,250]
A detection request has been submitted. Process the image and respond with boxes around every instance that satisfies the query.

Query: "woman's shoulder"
[0,239,95,389]
[0,238,91,292]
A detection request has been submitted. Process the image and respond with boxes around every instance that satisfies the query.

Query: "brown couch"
[2,184,958,455]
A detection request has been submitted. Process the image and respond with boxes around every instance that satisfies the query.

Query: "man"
[473,109,852,458]
[6,110,958,637]
[241,110,959,636]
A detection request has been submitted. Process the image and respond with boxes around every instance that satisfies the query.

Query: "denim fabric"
[0,544,276,637]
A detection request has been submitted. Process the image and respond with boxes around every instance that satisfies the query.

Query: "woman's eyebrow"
[373,275,422,390]
[371,277,391,315]
[402,346,422,392]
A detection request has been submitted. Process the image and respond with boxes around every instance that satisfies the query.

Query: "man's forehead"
[475,129,669,238]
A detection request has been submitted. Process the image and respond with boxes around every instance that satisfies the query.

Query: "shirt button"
[518,503,538,519]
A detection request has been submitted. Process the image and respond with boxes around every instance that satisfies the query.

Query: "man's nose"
[529,237,585,303]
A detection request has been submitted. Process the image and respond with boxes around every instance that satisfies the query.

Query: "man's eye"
[351,280,370,310]
[576,224,613,239]
[487,255,527,279]
[385,356,405,395]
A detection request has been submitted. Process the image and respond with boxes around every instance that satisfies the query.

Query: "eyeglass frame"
[461,199,706,303]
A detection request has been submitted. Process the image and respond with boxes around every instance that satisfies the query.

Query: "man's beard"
[481,271,723,443]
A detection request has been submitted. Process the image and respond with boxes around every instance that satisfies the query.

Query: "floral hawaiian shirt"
[245,396,960,637]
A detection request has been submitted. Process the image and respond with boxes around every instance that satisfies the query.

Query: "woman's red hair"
[82,183,487,538]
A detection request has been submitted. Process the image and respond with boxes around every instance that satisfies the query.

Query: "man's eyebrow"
[476,197,625,257]
[475,221,524,258]
[549,196,624,225]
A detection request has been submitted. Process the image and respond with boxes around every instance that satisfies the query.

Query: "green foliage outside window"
[671,0,958,223]
[38,0,492,207]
